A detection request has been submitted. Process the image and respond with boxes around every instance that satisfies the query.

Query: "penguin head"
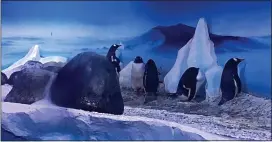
[134,56,144,63]
[187,67,200,76]
[231,58,245,65]
[110,44,122,50]
[147,59,155,66]
[225,58,245,68]
[146,59,157,70]
[233,58,244,63]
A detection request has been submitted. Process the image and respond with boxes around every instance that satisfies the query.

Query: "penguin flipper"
[187,86,196,102]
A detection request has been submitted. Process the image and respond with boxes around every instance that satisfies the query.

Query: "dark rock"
[7,71,20,85]
[4,68,53,104]
[1,72,8,85]
[42,62,65,73]
[50,52,124,115]
[7,60,45,86]
[21,60,43,70]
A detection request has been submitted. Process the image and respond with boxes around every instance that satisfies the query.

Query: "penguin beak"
[240,58,245,62]
[118,44,124,50]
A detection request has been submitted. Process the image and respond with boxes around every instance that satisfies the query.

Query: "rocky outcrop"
[4,68,54,104]
[50,52,124,115]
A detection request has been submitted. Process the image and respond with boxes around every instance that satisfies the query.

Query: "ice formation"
[164,39,191,93]
[164,18,223,103]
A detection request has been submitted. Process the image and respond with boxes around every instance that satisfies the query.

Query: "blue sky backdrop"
[2,1,271,39]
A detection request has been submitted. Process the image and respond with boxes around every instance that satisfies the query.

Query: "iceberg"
[187,18,218,70]
[2,45,67,78]
[164,39,191,93]
[2,45,40,78]
[2,102,228,140]
[164,18,223,102]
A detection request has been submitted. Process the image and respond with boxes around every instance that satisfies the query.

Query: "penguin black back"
[176,67,199,101]
[219,58,244,105]
[143,59,159,93]
[134,56,144,64]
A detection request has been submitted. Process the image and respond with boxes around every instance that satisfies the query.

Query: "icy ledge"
[2,102,228,140]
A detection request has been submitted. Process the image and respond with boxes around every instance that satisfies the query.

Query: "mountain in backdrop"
[124,23,269,53]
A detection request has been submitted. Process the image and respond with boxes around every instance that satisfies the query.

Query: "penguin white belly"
[233,78,238,97]
[131,63,145,90]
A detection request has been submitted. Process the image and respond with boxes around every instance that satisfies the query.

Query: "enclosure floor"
[121,88,271,140]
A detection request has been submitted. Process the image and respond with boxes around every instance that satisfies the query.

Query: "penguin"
[219,58,245,106]
[143,59,160,96]
[131,56,145,92]
[106,44,122,74]
[176,67,200,101]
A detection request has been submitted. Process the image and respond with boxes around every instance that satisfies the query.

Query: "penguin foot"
[144,93,157,104]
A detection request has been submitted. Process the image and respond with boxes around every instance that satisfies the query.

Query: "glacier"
[164,18,223,103]
[1,102,228,141]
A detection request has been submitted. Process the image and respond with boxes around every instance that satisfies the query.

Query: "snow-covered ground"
[122,89,271,140]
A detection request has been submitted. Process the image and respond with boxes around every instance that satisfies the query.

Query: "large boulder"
[1,72,8,85]
[7,61,43,86]
[4,68,54,104]
[50,52,124,115]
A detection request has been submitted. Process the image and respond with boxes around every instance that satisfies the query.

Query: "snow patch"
[1,84,12,101]
[39,56,67,64]
[2,102,228,140]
